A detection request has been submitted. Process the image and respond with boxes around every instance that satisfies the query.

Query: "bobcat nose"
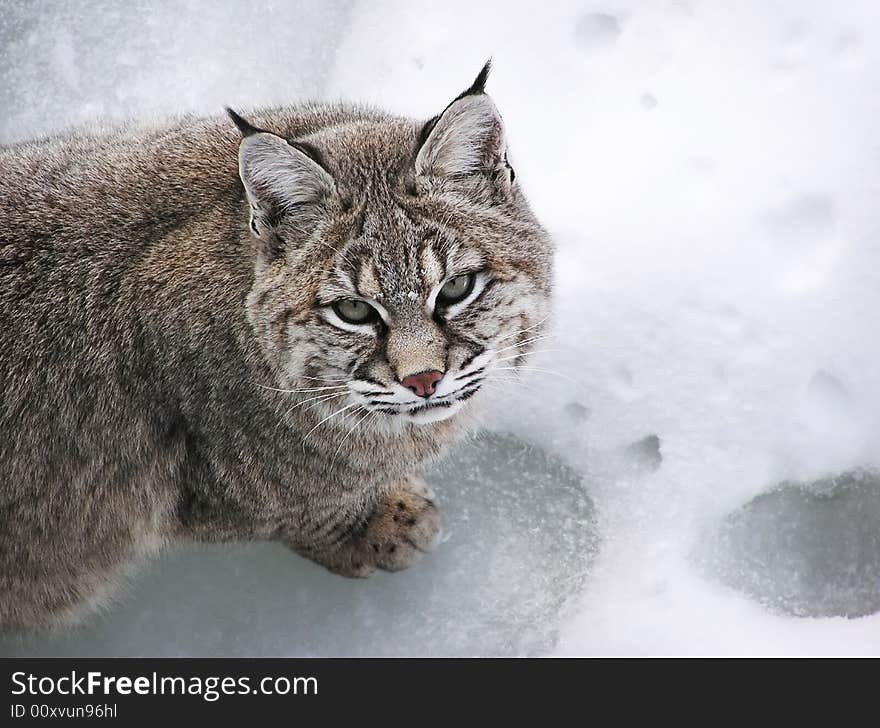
[400,370,444,399]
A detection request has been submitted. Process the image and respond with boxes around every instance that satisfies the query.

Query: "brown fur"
[0,69,552,628]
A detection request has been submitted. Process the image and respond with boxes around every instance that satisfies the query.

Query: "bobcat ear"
[227,108,334,240]
[415,61,510,183]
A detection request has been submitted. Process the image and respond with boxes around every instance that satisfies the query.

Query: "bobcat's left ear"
[415,61,514,187]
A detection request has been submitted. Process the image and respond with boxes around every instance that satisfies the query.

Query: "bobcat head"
[231,63,552,427]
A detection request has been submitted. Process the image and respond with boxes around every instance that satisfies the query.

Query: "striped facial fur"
[237,64,552,429]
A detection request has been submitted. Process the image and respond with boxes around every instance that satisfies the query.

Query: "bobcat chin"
[0,62,552,628]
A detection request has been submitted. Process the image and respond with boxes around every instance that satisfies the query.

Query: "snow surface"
[2,0,880,655]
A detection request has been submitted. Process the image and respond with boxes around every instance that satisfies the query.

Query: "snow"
[2,0,880,655]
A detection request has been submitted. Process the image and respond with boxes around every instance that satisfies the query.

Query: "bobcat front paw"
[331,477,441,578]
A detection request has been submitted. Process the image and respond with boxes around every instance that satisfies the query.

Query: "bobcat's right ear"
[227,108,334,249]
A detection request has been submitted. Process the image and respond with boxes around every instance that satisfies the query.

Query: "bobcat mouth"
[409,399,457,413]
[403,399,464,424]
[403,381,482,420]
[409,379,481,409]
[365,380,482,422]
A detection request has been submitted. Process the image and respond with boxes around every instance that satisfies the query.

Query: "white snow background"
[2,0,880,655]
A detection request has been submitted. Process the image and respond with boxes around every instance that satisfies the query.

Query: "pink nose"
[400,370,444,398]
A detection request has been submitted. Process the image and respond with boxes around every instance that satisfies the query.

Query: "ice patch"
[0,432,597,656]
[700,469,880,618]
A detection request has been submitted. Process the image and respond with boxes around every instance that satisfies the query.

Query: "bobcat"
[0,63,552,628]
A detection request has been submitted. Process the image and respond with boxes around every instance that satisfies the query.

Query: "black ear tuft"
[455,59,492,102]
[417,59,494,151]
[225,107,267,137]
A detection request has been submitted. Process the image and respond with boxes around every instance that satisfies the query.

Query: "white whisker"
[490,333,555,356]
[487,365,583,390]
[299,374,351,384]
[258,383,349,394]
[500,332,554,347]
[492,349,567,364]
[300,401,359,448]
[480,374,542,396]
[496,315,552,342]
[330,407,376,465]
[286,390,349,417]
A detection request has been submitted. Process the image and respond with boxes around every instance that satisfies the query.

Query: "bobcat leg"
[301,475,441,578]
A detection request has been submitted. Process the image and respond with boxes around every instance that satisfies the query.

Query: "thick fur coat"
[0,66,552,627]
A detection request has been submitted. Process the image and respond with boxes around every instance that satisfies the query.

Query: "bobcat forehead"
[356,259,383,300]
[419,245,445,289]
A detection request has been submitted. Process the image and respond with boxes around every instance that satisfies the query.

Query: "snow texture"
[2,0,880,655]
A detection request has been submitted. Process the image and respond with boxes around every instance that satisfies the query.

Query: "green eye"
[437,273,476,305]
[332,299,379,325]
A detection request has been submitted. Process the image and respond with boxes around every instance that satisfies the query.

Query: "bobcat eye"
[332,299,379,325]
[437,273,476,306]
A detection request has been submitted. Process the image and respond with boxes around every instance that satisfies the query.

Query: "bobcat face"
[238,64,552,427]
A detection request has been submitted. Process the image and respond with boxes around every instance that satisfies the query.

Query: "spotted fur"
[0,65,552,628]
